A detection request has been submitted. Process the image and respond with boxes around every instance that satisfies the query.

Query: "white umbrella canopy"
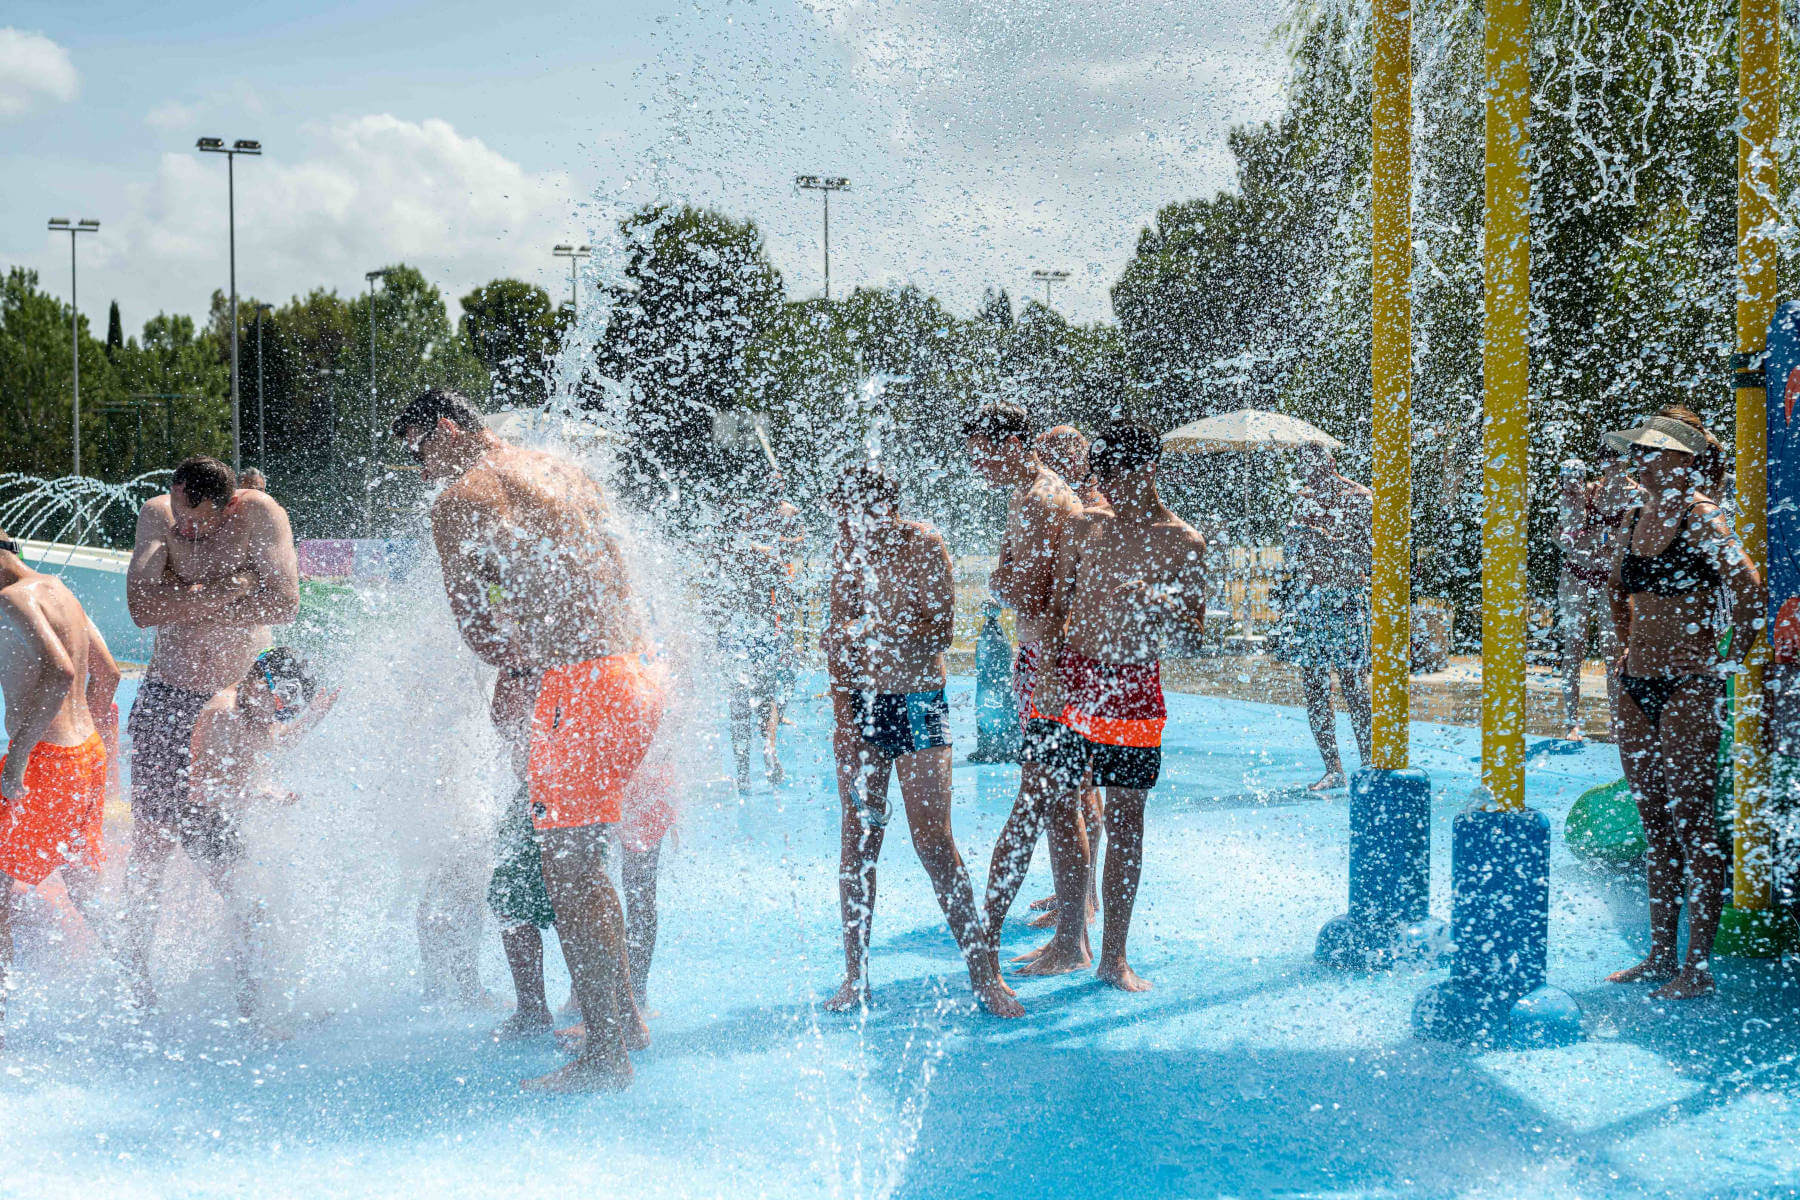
[1161,408,1345,454]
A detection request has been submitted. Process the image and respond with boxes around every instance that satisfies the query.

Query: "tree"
[594,204,785,510]
[461,279,561,407]
[106,301,123,356]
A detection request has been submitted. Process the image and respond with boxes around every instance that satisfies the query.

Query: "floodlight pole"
[365,269,395,537]
[553,244,592,318]
[197,138,263,473]
[1030,269,1071,309]
[47,218,99,476]
[251,302,273,467]
[796,175,850,299]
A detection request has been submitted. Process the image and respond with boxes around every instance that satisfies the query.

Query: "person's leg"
[981,760,1052,946]
[1557,572,1589,738]
[622,844,660,1010]
[1341,666,1374,766]
[826,726,890,1011]
[895,746,1023,1017]
[0,872,15,1049]
[1300,667,1344,789]
[1608,684,1681,982]
[1028,780,1102,928]
[121,818,179,1008]
[1653,681,1729,1000]
[60,860,111,958]
[760,697,785,784]
[1013,775,1094,975]
[1597,594,1621,738]
[525,825,632,1092]
[1096,786,1151,991]
[728,686,755,790]
[494,924,553,1038]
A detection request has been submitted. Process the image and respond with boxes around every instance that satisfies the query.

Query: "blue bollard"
[969,601,1021,764]
[1413,805,1581,1047]
[1317,767,1440,969]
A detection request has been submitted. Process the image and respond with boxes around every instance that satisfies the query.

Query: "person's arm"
[0,595,76,800]
[1701,509,1765,668]
[125,503,254,629]
[189,708,253,810]
[84,619,122,797]
[218,495,301,627]
[990,485,1063,615]
[430,475,515,668]
[1159,531,1211,640]
[1031,514,1086,714]
[910,533,956,653]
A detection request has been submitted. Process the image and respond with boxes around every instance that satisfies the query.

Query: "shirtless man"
[123,456,299,1008]
[0,532,120,1049]
[1025,425,1106,930]
[1274,445,1374,790]
[393,387,658,1092]
[186,647,334,1029]
[704,503,797,790]
[962,403,1090,974]
[820,463,1021,1018]
[1032,420,1207,991]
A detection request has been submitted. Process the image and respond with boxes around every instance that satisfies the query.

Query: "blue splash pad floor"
[6,675,1800,1199]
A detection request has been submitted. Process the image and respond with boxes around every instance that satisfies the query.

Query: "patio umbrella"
[1161,408,1345,455]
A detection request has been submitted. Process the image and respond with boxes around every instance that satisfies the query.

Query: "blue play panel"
[3,674,1798,1198]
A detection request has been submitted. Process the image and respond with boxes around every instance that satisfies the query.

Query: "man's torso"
[1063,512,1203,664]
[145,493,276,693]
[831,520,948,693]
[1000,468,1078,645]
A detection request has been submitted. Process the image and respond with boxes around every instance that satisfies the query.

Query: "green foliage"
[460,279,561,407]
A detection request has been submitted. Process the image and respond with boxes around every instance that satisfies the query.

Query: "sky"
[0,0,1290,335]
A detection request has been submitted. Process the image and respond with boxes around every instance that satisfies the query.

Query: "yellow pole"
[1370,0,1412,772]
[1482,0,1529,812]
[1733,0,1778,911]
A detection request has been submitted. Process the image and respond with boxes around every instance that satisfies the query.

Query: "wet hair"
[830,461,900,510]
[239,468,267,490]
[390,387,486,442]
[961,402,1031,446]
[250,646,320,715]
[1089,420,1162,478]
[172,456,237,509]
[1655,405,1727,496]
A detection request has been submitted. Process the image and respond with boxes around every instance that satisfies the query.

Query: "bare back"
[994,467,1081,644]
[0,573,97,747]
[1060,510,1209,664]
[431,443,641,669]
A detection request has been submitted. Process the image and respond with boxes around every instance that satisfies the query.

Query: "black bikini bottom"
[1619,674,1723,730]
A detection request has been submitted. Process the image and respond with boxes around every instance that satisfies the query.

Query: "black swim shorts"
[844,688,950,760]
[1042,734,1162,791]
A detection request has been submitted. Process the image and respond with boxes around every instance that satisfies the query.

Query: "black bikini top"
[1620,503,1721,597]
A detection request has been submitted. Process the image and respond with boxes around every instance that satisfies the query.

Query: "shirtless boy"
[962,404,1090,974]
[394,387,659,1092]
[186,647,333,1028]
[0,532,120,1049]
[123,456,299,1008]
[1032,420,1207,991]
[821,463,1021,1018]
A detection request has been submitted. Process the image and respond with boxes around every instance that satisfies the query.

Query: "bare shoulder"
[1023,471,1079,520]
[1159,512,1207,549]
[136,494,174,534]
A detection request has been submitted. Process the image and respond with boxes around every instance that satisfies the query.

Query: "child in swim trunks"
[184,647,334,1027]
[1031,420,1208,993]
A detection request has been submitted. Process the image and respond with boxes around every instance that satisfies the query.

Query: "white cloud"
[0,28,79,120]
[96,114,577,324]
[144,100,199,132]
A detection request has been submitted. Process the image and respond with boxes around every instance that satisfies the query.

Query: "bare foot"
[765,755,786,786]
[554,1022,585,1054]
[1097,958,1153,992]
[492,1009,554,1041]
[520,1054,633,1093]
[974,979,1026,1018]
[1014,937,1092,976]
[625,1003,651,1052]
[1607,955,1678,985]
[1563,726,1585,743]
[1650,966,1716,1000]
[1308,770,1347,792]
[1027,894,1058,912]
[822,978,870,1013]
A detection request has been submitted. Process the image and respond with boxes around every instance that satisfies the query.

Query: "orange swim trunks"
[620,755,677,854]
[0,733,107,887]
[528,654,664,831]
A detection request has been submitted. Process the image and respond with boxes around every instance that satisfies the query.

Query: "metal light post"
[46,218,99,477]
[1030,269,1071,309]
[364,269,396,536]
[250,302,273,468]
[795,175,850,299]
[197,137,262,472]
[552,244,592,318]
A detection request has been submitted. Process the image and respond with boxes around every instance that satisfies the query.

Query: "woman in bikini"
[1605,407,1763,1000]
